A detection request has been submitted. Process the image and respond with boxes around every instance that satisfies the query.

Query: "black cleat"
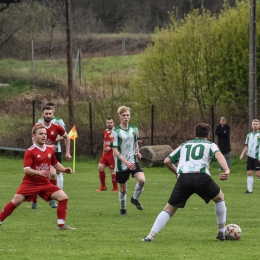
[120,209,127,215]
[216,231,225,241]
[131,197,143,210]
[245,190,253,193]
[141,236,152,242]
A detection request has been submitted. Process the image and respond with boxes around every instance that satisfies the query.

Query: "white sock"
[214,200,226,233]
[146,210,171,240]
[247,176,253,192]
[118,192,126,209]
[57,173,64,189]
[133,183,144,200]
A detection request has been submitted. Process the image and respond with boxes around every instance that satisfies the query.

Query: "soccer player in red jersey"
[96,118,118,192]
[0,125,75,230]
[32,106,71,209]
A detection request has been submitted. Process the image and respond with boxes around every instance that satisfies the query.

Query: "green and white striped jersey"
[110,124,139,172]
[168,138,219,175]
[244,131,260,159]
[38,116,67,152]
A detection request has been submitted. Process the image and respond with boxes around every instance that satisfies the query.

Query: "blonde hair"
[32,125,45,135]
[117,106,131,115]
[252,119,260,123]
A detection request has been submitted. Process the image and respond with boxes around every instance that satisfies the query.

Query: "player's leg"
[212,190,226,240]
[142,203,178,242]
[55,152,64,189]
[246,157,254,193]
[49,189,76,230]
[48,166,58,208]
[0,194,25,226]
[97,160,107,191]
[131,164,145,210]
[109,168,118,191]
[117,170,129,215]
[225,152,231,169]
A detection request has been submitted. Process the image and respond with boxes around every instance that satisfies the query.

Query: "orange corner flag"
[68,125,78,140]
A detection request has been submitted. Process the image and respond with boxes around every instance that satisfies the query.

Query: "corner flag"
[68,125,78,172]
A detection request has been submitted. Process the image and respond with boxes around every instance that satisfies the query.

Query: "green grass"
[0,155,259,259]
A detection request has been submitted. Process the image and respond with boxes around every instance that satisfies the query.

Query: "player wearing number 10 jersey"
[142,123,230,242]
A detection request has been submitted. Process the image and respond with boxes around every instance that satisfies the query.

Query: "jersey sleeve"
[23,149,34,168]
[58,125,66,136]
[210,143,220,159]
[58,118,67,131]
[110,129,118,148]
[135,127,139,141]
[168,145,182,164]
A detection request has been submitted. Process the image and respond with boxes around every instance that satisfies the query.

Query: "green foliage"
[132,0,256,120]
[1,155,260,259]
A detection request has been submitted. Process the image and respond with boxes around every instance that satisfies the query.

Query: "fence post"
[31,39,35,90]
[151,104,154,145]
[32,100,35,126]
[122,36,125,56]
[211,105,214,143]
[89,102,93,157]
[79,48,82,86]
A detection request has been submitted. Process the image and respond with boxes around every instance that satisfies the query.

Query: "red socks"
[111,174,117,189]
[99,171,106,187]
[57,199,68,225]
[0,202,17,222]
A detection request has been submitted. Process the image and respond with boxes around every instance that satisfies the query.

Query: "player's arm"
[112,147,136,170]
[215,151,230,180]
[24,167,50,178]
[164,157,177,177]
[240,146,247,161]
[53,163,72,174]
[62,133,71,161]
[135,141,142,159]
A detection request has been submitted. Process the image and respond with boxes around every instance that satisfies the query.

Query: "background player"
[32,106,71,209]
[111,106,145,215]
[96,117,118,192]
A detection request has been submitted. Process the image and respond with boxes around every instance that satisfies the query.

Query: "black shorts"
[168,173,220,208]
[246,156,260,171]
[55,152,62,163]
[116,163,143,184]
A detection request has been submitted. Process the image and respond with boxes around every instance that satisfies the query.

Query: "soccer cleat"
[141,236,152,242]
[49,200,58,208]
[131,197,143,210]
[112,188,119,192]
[96,186,107,192]
[57,224,76,230]
[0,221,2,226]
[120,209,127,215]
[32,203,37,209]
[245,190,253,193]
[216,231,225,241]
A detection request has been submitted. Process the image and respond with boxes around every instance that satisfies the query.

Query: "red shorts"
[16,182,61,202]
[99,154,115,169]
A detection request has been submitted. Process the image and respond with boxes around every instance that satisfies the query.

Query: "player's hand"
[135,152,142,159]
[63,167,72,174]
[47,145,57,150]
[65,154,72,161]
[39,170,50,178]
[219,173,229,181]
[126,162,136,170]
[239,154,243,161]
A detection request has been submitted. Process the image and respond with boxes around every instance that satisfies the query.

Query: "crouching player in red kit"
[0,125,76,230]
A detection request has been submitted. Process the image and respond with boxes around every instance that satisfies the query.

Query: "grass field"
[0,155,260,260]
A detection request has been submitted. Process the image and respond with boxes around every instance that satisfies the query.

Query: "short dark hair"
[106,117,113,121]
[195,123,210,138]
[46,102,54,107]
[42,106,53,112]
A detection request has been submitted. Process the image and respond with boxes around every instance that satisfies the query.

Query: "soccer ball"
[225,224,242,240]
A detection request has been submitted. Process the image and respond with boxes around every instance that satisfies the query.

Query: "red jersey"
[23,144,59,184]
[34,122,66,146]
[104,129,113,156]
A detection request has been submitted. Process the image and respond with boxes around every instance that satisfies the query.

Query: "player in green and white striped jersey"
[111,106,145,215]
[240,119,260,193]
[142,123,230,242]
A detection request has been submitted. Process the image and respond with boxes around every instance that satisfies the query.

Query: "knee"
[138,179,145,186]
